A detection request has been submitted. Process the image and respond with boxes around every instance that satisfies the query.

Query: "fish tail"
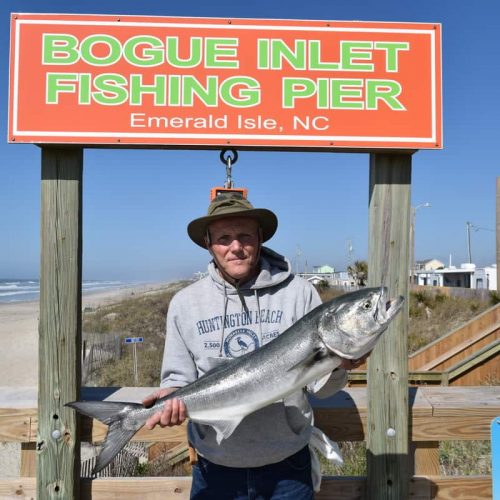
[66,400,142,474]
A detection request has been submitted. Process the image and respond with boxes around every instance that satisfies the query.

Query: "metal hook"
[220,149,238,166]
[220,149,238,188]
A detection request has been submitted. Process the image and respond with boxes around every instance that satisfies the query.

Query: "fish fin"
[66,400,142,474]
[66,400,141,425]
[93,421,137,474]
[287,345,328,373]
[309,372,332,393]
[209,417,244,444]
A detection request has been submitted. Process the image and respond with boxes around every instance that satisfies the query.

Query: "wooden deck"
[0,385,497,499]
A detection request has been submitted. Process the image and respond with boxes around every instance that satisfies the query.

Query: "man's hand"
[142,388,187,430]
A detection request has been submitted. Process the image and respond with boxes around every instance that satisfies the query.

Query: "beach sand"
[0,282,177,477]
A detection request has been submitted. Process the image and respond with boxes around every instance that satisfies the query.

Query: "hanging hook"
[220,149,238,189]
[220,148,238,166]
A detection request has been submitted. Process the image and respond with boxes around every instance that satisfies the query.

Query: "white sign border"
[11,18,440,146]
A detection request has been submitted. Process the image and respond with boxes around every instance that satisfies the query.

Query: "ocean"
[0,279,130,303]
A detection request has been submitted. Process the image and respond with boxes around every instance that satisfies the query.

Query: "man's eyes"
[216,234,254,245]
[216,236,231,245]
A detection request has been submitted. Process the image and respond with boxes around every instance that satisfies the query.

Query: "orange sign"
[9,14,442,149]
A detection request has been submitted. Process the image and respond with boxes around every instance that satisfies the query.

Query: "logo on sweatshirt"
[224,328,259,358]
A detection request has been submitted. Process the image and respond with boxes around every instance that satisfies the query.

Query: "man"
[143,193,361,499]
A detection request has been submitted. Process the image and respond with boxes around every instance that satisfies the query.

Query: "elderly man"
[144,193,356,499]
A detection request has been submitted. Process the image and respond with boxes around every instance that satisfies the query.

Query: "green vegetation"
[82,282,189,387]
[346,260,368,287]
[407,289,489,352]
[84,283,493,385]
[490,290,500,304]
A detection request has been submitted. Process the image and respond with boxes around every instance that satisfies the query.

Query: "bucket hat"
[187,193,278,248]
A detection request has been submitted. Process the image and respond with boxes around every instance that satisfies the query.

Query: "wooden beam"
[412,442,440,475]
[20,443,37,477]
[2,386,499,443]
[0,475,492,499]
[367,153,412,499]
[38,147,83,499]
[447,340,500,382]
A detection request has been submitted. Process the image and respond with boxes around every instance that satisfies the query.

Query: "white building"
[415,258,445,271]
[298,269,354,287]
[416,263,497,290]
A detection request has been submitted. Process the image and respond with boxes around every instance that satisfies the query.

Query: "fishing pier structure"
[3,13,498,500]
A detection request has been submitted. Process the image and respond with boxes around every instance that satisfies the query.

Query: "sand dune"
[0,282,174,387]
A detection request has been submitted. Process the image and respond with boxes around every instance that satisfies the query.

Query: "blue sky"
[1,0,498,282]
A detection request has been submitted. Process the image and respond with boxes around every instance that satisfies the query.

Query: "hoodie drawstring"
[219,282,229,357]
[219,285,263,355]
[255,290,263,346]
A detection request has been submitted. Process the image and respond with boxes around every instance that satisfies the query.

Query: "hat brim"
[188,208,278,248]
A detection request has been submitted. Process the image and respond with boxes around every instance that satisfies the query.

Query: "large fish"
[67,286,403,473]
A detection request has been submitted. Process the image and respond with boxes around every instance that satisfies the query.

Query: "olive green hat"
[187,193,278,248]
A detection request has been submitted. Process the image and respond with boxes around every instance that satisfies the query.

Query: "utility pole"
[295,245,302,275]
[466,221,473,264]
[347,239,353,268]
[467,221,494,266]
[410,203,431,284]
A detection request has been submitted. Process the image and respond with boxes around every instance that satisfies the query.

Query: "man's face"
[207,216,261,283]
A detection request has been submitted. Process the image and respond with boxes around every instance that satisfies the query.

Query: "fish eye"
[362,301,372,310]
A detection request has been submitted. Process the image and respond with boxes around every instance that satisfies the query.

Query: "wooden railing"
[408,304,500,371]
[349,303,500,386]
[0,385,497,499]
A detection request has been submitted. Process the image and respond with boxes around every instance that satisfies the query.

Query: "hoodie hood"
[207,246,291,294]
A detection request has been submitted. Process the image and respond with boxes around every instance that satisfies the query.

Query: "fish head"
[318,287,404,359]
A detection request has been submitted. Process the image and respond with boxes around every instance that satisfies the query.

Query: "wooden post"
[367,153,411,499]
[497,177,500,291]
[38,147,83,499]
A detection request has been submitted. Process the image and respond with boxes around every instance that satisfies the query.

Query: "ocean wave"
[0,280,132,303]
[0,290,36,297]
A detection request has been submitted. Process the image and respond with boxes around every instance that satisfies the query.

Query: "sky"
[1,0,498,282]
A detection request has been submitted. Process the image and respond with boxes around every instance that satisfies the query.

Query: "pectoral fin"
[309,372,332,393]
[210,417,244,444]
[287,345,329,373]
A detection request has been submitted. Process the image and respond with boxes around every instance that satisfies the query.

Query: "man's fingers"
[178,400,187,422]
[144,411,161,430]
[142,394,157,408]
[143,395,186,430]
[169,399,180,425]
[160,400,173,427]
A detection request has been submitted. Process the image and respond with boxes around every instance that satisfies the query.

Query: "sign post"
[125,337,144,385]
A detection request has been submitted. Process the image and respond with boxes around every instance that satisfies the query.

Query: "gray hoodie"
[160,247,346,467]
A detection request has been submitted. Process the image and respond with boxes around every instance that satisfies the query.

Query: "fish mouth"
[377,287,404,324]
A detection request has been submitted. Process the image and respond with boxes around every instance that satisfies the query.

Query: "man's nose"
[228,238,244,251]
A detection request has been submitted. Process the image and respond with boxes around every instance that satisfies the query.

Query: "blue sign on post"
[125,337,144,343]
